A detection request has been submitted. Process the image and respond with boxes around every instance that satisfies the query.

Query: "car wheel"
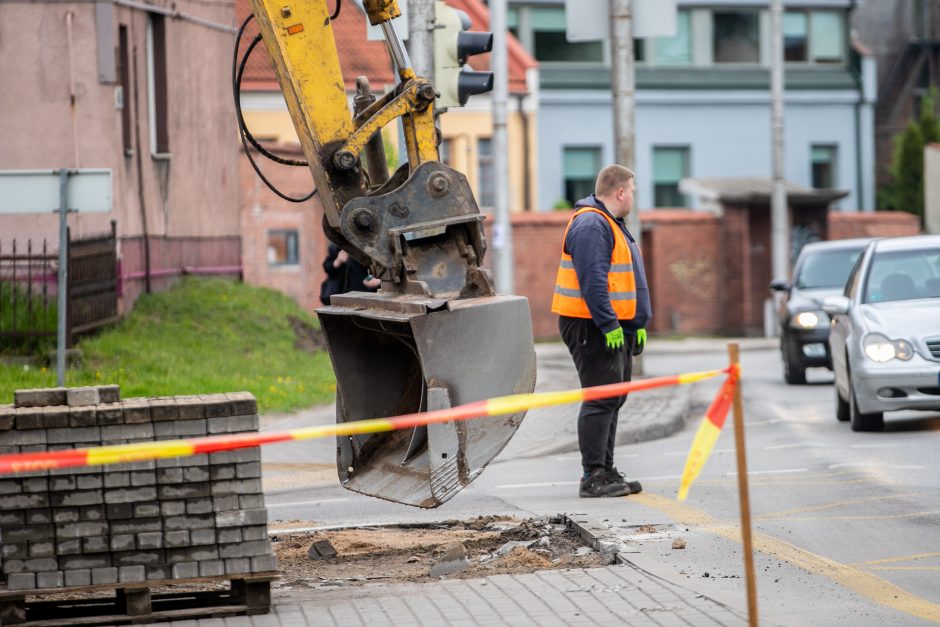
[783,342,807,385]
[849,380,884,432]
[835,385,849,422]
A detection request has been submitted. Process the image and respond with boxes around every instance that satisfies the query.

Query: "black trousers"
[559,316,634,474]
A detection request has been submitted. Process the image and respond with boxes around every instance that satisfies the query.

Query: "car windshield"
[795,248,864,289]
[864,247,940,303]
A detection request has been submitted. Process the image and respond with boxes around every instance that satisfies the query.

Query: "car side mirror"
[822,296,850,316]
[769,279,790,292]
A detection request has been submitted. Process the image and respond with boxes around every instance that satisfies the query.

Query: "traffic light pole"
[407,0,435,79]
[491,0,514,294]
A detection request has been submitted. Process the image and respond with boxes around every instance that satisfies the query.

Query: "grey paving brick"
[207,415,259,435]
[82,536,110,553]
[119,565,147,583]
[122,399,151,424]
[210,465,236,481]
[110,517,161,534]
[3,523,54,541]
[186,498,213,515]
[25,508,53,524]
[0,478,21,494]
[223,558,250,575]
[137,531,164,549]
[14,406,45,430]
[91,566,118,585]
[80,504,107,521]
[167,545,219,563]
[69,406,97,427]
[200,395,231,419]
[60,554,111,570]
[106,502,134,519]
[226,392,257,416]
[36,570,64,589]
[14,387,67,408]
[163,514,214,531]
[110,534,136,551]
[51,490,102,507]
[147,564,171,580]
[175,396,205,421]
[159,483,210,500]
[211,479,262,497]
[148,397,178,422]
[56,538,82,555]
[98,384,120,404]
[0,403,14,430]
[213,495,238,511]
[50,475,77,491]
[101,423,154,441]
[7,572,36,590]
[42,406,70,428]
[0,510,26,525]
[96,402,124,425]
[250,555,277,572]
[76,474,103,490]
[182,466,210,482]
[21,476,48,492]
[164,530,191,548]
[103,472,131,488]
[216,528,241,544]
[130,470,157,486]
[215,508,267,528]
[67,387,100,407]
[47,426,100,444]
[112,550,164,566]
[0,427,46,446]
[28,540,55,557]
[236,462,262,479]
[64,568,91,587]
[172,561,199,579]
[132,503,159,518]
[104,486,157,503]
[200,559,226,577]
[161,500,186,517]
[158,467,185,484]
[208,451,235,465]
[190,528,216,545]
[2,542,27,558]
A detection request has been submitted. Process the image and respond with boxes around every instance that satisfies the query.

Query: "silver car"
[824,234,940,431]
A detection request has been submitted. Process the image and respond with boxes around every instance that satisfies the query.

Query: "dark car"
[770,238,871,384]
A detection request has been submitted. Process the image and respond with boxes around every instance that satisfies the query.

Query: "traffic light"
[433,0,494,109]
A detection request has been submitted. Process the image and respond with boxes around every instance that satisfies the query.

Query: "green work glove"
[605,327,625,352]
[633,328,647,356]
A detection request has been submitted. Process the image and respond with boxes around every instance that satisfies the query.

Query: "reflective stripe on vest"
[550,207,637,320]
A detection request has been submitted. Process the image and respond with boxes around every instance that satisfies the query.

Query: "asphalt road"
[262,342,940,626]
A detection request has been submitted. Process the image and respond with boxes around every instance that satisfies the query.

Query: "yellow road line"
[755,493,921,521]
[779,510,940,522]
[855,552,940,567]
[632,492,940,624]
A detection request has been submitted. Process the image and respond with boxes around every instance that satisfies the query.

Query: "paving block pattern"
[0,387,277,591]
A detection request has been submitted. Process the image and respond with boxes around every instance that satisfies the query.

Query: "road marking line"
[828,463,926,470]
[755,493,922,521]
[781,510,940,522]
[764,442,828,450]
[726,468,809,476]
[267,498,349,508]
[632,492,940,624]
[854,552,940,567]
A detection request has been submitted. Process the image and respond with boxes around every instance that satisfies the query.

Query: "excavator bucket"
[317,293,536,508]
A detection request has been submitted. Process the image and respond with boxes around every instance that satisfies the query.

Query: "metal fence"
[0,221,118,353]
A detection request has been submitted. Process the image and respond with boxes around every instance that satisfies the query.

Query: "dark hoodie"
[562,195,652,334]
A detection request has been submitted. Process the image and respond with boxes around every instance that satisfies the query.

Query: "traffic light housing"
[433,0,494,109]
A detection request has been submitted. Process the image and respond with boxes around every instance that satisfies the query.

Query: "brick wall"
[828,210,921,240]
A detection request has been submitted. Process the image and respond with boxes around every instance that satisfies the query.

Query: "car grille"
[927,338,940,360]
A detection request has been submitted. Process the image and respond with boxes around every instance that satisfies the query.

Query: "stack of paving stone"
[0,385,277,592]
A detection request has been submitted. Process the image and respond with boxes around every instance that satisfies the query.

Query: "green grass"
[0,283,57,355]
[0,277,336,413]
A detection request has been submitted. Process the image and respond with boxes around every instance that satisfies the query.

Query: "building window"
[267,230,299,266]
[563,147,600,205]
[508,7,519,40]
[146,14,169,154]
[811,145,837,189]
[653,146,690,207]
[713,11,760,64]
[532,7,603,63]
[118,25,132,155]
[783,12,808,62]
[477,138,495,208]
[653,10,691,66]
[809,12,844,64]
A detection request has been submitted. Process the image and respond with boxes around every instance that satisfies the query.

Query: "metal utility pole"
[609,0,640,240]
[770,0,788,287]
[491,0,514,293]
[407,0,434,79]
[56,169,70,387]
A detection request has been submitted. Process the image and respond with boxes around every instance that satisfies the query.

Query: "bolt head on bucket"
[317,293,536,508]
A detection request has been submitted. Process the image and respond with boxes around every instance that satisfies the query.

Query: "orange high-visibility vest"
[551,207,637,320]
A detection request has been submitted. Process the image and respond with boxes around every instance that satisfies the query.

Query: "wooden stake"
[729,342,759,626]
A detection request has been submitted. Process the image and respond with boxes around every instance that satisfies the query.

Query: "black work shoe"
[579,467,631,498]
[606,467,643,495]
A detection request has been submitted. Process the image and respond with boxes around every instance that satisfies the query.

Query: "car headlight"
[862,333,914,362]
[789,311,829,329]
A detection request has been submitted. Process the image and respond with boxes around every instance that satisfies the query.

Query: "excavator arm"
[247,0,536,507]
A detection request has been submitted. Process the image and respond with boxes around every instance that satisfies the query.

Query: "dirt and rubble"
[269,516,607,590]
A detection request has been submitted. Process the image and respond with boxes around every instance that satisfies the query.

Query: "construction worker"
[551,164,651,498]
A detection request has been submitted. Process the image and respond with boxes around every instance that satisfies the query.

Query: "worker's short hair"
[595,164,636,197]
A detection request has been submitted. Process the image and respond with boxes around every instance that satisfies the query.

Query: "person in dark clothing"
[342,257,381,294]
[551,164,651,498]
[319,243,346,306]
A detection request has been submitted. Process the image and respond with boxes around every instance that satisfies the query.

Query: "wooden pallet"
[0,573,277,626]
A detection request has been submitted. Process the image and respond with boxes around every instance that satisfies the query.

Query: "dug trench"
[269,516,606,590]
